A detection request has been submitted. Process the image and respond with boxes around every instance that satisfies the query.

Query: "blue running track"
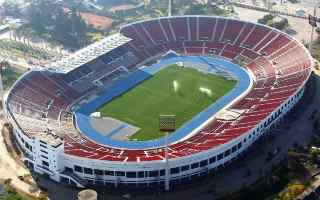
[75,55,252,149]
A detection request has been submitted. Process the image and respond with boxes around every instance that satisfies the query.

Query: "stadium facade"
[3,16,313,188]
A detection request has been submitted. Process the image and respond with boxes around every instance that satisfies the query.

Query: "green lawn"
[98,65,237,141]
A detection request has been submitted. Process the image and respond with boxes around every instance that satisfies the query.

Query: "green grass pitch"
[98,65,237,141]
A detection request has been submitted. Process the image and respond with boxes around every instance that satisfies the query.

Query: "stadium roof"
[46,33,132,74]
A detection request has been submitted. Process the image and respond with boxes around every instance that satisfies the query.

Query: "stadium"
[3,16,313,189]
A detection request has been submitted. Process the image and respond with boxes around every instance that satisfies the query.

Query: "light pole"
[168,0,172,16]
[309,5,317,53]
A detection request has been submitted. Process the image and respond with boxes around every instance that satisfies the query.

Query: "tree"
[272,18,289,31]
[185,3,208,15]
[258,14,274,25]
[258,14,289,31]
[26,0,91,49]
[2,1,21,17]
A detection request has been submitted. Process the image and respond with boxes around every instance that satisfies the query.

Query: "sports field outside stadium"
[98,64,237,141]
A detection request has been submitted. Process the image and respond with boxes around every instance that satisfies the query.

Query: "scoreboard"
[159,115,176,132]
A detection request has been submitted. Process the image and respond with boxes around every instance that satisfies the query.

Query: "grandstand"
[3,16,313,189]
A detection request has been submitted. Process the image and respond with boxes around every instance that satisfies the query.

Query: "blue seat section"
[75,56,252,149]
[99,45,130,64]
[65,64,93,83]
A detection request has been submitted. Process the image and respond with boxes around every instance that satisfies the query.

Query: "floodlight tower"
[309,6,317,53]
[308,0,319,53]
[168,0,172,16]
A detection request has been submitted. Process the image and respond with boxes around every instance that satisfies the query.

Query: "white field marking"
[173,80,179,92]
[199,87,212,97]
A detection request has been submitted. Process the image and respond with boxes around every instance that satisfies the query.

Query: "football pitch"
[98,64,237,141]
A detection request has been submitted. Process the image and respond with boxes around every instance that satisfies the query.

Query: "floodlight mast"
[168,0,172,17]
[309,5,317,53]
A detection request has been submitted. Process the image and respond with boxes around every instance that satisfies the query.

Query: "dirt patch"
[2,123,23,165]
[0,120,40,197]
[79,12,113,31]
